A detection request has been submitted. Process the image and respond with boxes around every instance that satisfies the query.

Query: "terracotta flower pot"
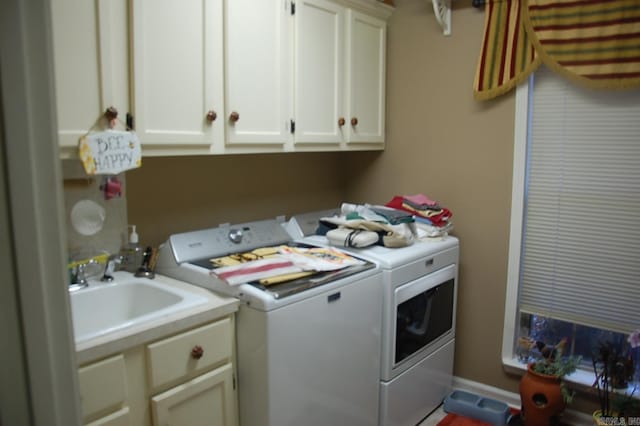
[519,363,566,426]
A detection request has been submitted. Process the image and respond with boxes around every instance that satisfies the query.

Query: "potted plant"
[519,337,582,426]
[592,335,639,425]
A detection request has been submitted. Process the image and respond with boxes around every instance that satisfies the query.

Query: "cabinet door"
[131,0,224,151]
[146,317,233,392]
[294,0,345,145]
[223,0,290,148]
[51,0,129,157]
[85,407,131,426]
[78,354,128,423]
[346,9,386,144]
[151,364,236,426]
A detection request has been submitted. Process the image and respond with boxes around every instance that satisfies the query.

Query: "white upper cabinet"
[225,0,391,152]
[51,0,129,158]
[52,0,391,157]
[346,9,386,144]
[131,0,224,155]
[294,0,345,145]
[293,0,389,149]
[223,0,291,151]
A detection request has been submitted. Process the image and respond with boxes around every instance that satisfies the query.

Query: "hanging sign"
[79,130,142,175]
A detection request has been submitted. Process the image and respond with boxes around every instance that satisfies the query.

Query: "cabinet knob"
[351,117,358,126]
[206,110,217,122]
[191,345,204,360]
[338,117,346,127]
[229,111,240,123]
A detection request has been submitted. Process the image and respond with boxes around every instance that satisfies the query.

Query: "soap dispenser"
[122,225,143,273]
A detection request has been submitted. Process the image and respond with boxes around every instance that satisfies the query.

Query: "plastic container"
[443,390,511,425]
[121,225,143,272]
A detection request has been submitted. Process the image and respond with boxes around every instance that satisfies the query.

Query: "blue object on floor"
[443,390,511,425]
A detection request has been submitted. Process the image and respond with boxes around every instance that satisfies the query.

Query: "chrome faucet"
[69,258,98,292]
[101,255,123,282]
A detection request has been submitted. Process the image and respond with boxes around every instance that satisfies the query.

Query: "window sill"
[503,357,639,399]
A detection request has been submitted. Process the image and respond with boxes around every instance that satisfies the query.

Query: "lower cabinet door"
[151,363,236,426]
[78,354,128,423]
[85,407,130,426]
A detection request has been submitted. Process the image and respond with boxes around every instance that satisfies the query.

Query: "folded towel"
[326,228,380,248]
[212,258,302,286]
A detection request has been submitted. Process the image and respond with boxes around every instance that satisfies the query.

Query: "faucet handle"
[69,257,103,291]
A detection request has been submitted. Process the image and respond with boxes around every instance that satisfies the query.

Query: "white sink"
[70,272,208,343]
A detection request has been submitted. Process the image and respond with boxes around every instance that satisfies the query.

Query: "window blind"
[519,66,640,335]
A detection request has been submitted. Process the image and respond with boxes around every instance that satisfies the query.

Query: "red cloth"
[385,195,452,227]
[437,413,494,426]
[437,408,519,426]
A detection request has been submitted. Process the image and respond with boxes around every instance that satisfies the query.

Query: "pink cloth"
[385,195,452,228]
[403,194,438,207]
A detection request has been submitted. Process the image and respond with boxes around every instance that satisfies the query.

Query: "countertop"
[75,273,239,365]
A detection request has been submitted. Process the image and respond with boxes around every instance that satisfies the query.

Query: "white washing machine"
[155,219,383,426]
[287,209,460,426]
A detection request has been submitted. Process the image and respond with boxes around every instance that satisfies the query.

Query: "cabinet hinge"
[233,374,237,390]
[290,119,295,134]
[291,1,296,15]
[126,112,134,131]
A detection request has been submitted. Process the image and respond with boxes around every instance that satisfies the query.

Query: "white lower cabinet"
[78,354,129,425]
[147,317,236,426]
[77,315,237,426]
[151,364,235,426]
[86,408,131,426]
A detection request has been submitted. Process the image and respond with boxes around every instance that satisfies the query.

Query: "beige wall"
[62,161,129,260]
[127,152,349,246]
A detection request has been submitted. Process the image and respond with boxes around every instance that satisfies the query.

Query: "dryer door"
[393,264,456,369]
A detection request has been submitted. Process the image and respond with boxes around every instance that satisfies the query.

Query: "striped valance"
[474,0,640,100]
[474,0,541,100]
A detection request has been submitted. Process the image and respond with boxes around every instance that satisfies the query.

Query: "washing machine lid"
[286,208,340,238]
[189,242,375,300]
[158,218,376,301]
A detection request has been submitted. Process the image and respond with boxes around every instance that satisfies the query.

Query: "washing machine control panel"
[168,219,292,264]
[228,228,244,244]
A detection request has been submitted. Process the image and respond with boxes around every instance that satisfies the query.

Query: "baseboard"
[451,376,593,425]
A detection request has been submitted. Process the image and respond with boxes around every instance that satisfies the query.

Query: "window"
[517,314,629,368]
[503,66,640,389]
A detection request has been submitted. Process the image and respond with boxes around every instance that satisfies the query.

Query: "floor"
[418,406,448,426]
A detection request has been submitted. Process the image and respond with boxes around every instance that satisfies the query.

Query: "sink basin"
[70,272,208,343]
